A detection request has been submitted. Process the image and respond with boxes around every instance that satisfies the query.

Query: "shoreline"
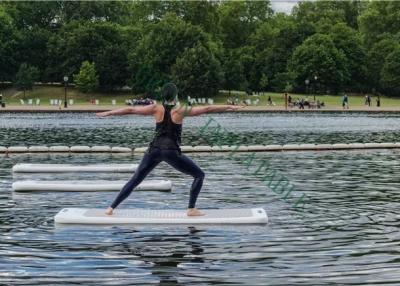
[1,105,400,113]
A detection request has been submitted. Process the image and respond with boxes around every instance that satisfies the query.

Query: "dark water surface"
[0,112,400,285]
[1,112,400,146]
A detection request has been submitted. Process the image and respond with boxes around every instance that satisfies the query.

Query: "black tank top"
[149,104,182,150]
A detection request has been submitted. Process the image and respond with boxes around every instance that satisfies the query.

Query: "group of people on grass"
[288,95,325,109]
[364,94,380,107]
[342,93,381,109]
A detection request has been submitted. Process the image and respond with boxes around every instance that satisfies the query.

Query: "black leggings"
[110,148,205,209]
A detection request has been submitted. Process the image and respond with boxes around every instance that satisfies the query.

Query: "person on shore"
[299,98,305,109]
[96,83,243,217]
[267,96,272,105]
[376,95,381,107]
[342,94,349,109]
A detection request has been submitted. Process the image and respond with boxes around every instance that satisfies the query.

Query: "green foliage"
[59,1,133,24]
[172,44,222,99]
[222,49,246,92]
[289,34,349,94]
[15,63,39,95]
[381,47,400,96]
[46,21,129,90]
[367,37,400,91]
[293,1,366,30]
[218,0,273,49]
[0,1,59,30]
[74,61,99,93]
[328,23,366,90]
[128,13,220,96]
[0,0,399,97]
[0,7,18,81]
[359,1,400,47]
[270,72,295,93]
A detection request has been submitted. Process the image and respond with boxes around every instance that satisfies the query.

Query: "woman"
[97,83,243,216]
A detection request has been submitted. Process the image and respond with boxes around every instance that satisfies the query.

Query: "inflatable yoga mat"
[54,208,268,225]
[12,163,138,173]
[12,180,172,192]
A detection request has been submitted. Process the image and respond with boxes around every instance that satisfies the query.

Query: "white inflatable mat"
[54,208,268,224]
[12,180,171,192]
[12,163,138,173]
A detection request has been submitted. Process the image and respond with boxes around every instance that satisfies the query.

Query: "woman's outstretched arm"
[96,104,157,117]
[181,104,244,117]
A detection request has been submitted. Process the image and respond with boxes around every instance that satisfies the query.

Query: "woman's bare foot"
[187,208,205,216]
[105,207,114,215]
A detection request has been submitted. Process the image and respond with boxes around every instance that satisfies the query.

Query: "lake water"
[1,112,400,285]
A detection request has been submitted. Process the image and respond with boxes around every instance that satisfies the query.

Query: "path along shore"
[1,105,400,113]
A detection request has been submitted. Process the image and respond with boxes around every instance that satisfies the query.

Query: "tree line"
[0,1,399,97]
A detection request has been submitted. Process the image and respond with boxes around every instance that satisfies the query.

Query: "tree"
[367,37,399,91]
[1,1,60,29]
[328,23,367,91]
[46,21,129,89]
[15,28,52,81]
[0,7,18,81]
[249,14,314,92]
[218,1,272,49]
[259,74,269,92]
[293,1,366,30]
[359,1,400,47]
[172,44,222,99]
[381,47,400,97]
[59,1,132,24]
[74,61,99,93]
[270,72,295,93]
[289,34,349,94]
[128,13,221,95]
[222,50,245,94]
[15,63,39,98]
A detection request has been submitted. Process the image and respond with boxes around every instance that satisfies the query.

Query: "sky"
[271,0,300,14]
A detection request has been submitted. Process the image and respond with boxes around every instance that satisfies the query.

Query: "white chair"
[36,99,40,105]
[20,99,25,105]
[207,98,214,104]
[95,99,99,105]
[111,99,116,106]
[245,99,251,105]
[69,99,74,105]
[28,99,33,105]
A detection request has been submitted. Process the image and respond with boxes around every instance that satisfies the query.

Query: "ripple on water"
[1,113,400,285]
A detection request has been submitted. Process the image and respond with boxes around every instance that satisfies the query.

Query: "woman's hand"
[96,111,110,117]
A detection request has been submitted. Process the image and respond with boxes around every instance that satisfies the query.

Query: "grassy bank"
[0,86,399,108]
